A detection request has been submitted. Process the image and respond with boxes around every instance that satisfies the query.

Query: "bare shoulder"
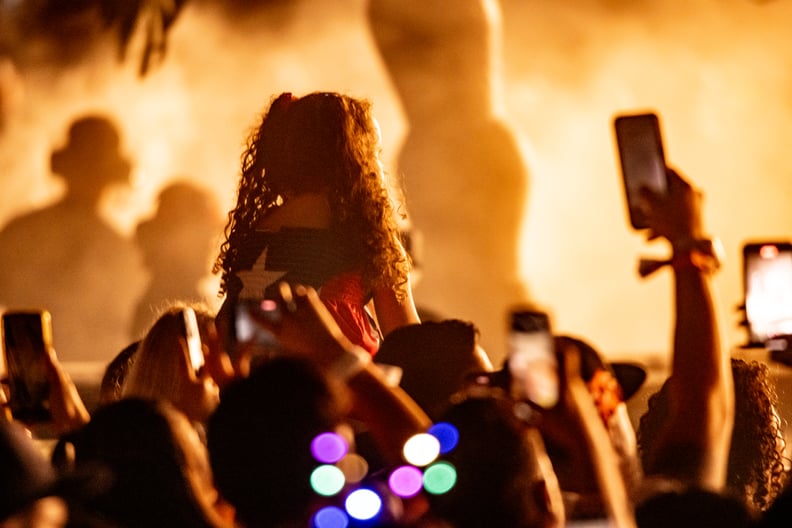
[258,193,331,230]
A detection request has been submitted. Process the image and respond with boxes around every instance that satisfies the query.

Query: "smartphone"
[180,307,204,376]
[230,298,282,363]
[507,310,558,408]
[613,112,669,229]
[1,310,53,422]
[743,242,792,346]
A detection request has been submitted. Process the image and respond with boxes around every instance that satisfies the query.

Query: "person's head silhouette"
[50,114,132,203]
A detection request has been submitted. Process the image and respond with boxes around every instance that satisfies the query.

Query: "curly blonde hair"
[214,92,409,298]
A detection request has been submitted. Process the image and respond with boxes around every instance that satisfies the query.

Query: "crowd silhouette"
[1,3,791,524]
[2,87,790,527]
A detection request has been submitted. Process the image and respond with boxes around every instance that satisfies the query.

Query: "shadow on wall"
[368,0,532,364]
[131,180,225,340]
[0,113,146,362]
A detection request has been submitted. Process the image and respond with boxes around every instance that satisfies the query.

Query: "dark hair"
[375,319,482,420]
[99,341,139,406]
[70,398,226,528]
[214,91,409,299]
[637,358,787,512]
[636,488,753,528]
[428,392,545,528]
[207,356,344,527]
[0,420,57,521]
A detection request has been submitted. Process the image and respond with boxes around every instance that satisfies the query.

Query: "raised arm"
[251,282,431,464]
[641,168,733,490]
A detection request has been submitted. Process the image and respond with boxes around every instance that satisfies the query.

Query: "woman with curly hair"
[213,92,420,357]
[637,358,788,513]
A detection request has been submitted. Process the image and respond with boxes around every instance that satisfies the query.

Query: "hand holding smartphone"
[1,310,54,422]
[225,298,283,370]
[233,299,281,345]
[613,112,669,230]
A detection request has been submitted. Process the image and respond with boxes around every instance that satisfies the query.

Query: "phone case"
[181,307,205,376]
[1,310,53,422]
[613,112,668,230]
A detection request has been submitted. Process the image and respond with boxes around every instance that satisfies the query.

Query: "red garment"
[319,271,380,356]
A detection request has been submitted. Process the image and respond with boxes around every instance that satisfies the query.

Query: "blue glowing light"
[428,422,459,454]
[313,506,349,528]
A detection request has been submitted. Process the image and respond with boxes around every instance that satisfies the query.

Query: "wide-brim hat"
[556,334,647,401]
[479,334,647,402]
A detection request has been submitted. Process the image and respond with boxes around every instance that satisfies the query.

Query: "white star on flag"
[237,247,287,298]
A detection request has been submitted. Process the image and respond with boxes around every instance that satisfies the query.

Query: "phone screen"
[614,112,668,230]
[234,299,279,342]
[507,310,558,408]
[181,307,205,376]
[743,242,792,345]
[1,310,53,422]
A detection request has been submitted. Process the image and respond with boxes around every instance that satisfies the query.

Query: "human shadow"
[368,0,532,360]
[0,114,146,362]
[130,180,224,339]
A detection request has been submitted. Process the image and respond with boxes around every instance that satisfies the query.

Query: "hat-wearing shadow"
[0,114,146,362]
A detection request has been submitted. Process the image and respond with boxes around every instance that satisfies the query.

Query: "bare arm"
[371,273,421,337]
[641,169,733,490]
[541,340,636,528]
[251,283,431,464]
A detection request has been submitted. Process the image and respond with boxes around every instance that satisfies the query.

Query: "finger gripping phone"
[743,242,792,346]
[507,309,558,408]
[1,310,54,422]
[613,112,669,229]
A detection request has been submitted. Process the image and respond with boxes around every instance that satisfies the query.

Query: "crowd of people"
[1,90,791,527]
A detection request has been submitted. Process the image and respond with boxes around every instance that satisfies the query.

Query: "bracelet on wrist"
[672,237,724,274]
[638,237,724,278]
[329,346,371,382]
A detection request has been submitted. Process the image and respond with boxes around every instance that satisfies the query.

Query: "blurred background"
[1,0,791,376]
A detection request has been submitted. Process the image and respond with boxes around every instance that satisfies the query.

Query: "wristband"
[330,346,371,382]
[672,237,724,274]
[638,237,723,278]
